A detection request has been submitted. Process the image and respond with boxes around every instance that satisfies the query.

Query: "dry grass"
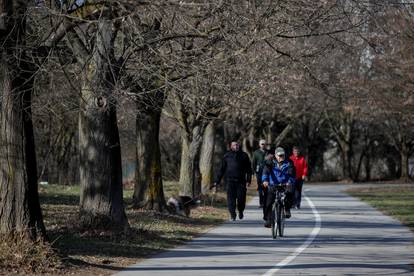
[0,234,62,274]
[0,181,259,275]
[0,182,233,275]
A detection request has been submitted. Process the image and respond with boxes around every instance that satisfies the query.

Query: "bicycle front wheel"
[271,203,277,239]
[278,205,285,237]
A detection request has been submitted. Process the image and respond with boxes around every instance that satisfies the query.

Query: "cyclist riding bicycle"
[262,147,296,228]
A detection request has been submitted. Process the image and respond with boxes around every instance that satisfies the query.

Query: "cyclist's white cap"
[275,147,285,156]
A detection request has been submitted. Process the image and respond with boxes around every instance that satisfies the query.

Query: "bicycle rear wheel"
[271,203,277,239]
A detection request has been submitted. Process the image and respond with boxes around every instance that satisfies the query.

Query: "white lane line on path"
[262,193,322,276]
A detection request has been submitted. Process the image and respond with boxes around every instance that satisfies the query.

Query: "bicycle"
[271,183,287,239]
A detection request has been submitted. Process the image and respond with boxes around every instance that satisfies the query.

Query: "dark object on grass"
[167,196,199,217]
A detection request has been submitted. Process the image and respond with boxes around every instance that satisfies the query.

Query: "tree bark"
[56,130,75,185]
[133,97,166,211]
[273,123,294,147]
[339,140,353,182]
[131,19,166,211]
[242,137,252,160]
[179,125,204,197]
[242,127,254,159]
[365,155,371,181]
[200,121,215,194]
[264,123,274,146]
[400,138,409,182]
[0,0,45,239]
[326,111,354,182]
[355,151,365,182]
[386,118,413,182]
[78,21,128,230]
[0,55,46,238]
[22,66,46,239]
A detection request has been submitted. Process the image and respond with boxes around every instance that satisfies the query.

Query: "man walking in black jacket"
[213,141,252,221]
[252,139,268,208]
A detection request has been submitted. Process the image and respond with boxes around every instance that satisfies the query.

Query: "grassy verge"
[347,185,414,232]
[41,182,232,275]
[0,235,63,274]
[0,181,260,275]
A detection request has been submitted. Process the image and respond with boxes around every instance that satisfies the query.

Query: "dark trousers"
[226,180,246,217]
[256,173,264,206]
[264,185,294,221]
[294,179,304,208]
[262,186,268,220]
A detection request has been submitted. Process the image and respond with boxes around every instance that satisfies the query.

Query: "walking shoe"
[285,209,291,218]
[238,211,244,220]
[264,221,271,228]
[229,216,236,221]
[296,205,301,209]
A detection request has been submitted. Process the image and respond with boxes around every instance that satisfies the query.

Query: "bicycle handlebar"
[271,183,288,193]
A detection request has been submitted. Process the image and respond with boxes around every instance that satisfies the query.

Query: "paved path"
[117,185,414,275]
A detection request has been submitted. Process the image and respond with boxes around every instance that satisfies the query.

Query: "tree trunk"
[23,68,46,238]
[242,137,252,160]
[327,111,354,182]
[265,123,274,146]
[133,106,166,211]
[223,123,231,146]
[365,155,371,181]
[200,121,215,194]
[355,152,365,182]
[78,21,128,230]
[0,0,45,239]
[400,139,409,182]
[339,141,353,182]
[273,123,294,147]
[265,132,272,146]
[179,125,204,197]
[179,136,192,196]
[57,130,75,185]
[0,52,46,238]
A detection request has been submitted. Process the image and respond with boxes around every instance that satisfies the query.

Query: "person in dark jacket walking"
[213,141,252,221]
[252,139,268,208]
[261,150,275,220]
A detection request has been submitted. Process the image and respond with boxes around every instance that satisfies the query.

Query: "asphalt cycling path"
[117,184,414,276]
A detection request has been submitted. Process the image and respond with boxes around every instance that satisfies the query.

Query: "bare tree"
[63,5,129,229]
[0,0,45,239]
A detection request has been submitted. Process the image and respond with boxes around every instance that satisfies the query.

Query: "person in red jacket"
[289,146,308,209]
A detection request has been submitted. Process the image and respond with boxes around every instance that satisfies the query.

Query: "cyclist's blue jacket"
[261,159,296,187]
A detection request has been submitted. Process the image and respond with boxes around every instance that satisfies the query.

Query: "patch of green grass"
[347,186,414,232]
[39,181,180,205]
